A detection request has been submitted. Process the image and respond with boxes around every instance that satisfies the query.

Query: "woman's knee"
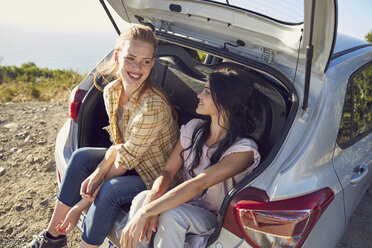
[158,207,187,230]
[68,148,106,172]
[155,208,188,247]
[94,177,134,204]
[95,179,120,203]
[128,190,150,219]
[90,176,146,216]
[132,190,150,208]
[58,149,106,203]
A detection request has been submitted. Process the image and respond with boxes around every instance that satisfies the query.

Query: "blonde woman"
[23,25,180,248]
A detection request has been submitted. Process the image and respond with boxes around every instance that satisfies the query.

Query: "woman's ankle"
[45,230,66,239]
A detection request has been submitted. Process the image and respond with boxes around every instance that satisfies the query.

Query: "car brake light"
[69,87,87,123]
[223,187,334,248]
[57,169,62,184]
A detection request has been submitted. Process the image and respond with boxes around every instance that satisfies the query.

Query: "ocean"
[0,24,119,74]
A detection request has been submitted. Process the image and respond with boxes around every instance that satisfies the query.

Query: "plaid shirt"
[103,79,181,189]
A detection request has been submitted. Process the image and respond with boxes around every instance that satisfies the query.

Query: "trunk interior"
[76,41,293,245]
[78,42,291,158]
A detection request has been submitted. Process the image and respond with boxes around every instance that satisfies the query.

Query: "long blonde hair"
[94,25,157,90]
[94,25,176,118]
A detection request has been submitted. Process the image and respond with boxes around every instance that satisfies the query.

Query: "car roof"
[333,34,370,54]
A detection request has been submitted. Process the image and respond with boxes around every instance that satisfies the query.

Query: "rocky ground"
[0,101,371,248]
[0,102,81,247]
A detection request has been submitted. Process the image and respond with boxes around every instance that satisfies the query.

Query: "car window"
[337,62,372,148]
[204,0,304,24]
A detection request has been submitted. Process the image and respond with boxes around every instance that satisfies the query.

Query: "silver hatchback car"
[54,0,372,247]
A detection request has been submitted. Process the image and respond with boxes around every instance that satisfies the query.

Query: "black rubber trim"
[337,61,372,150]
[323,0,338,73]
[331,44,372,61]
[169,4,182,12]
[99,0,121,35]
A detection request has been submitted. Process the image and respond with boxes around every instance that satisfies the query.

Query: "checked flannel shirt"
[103,79,181,189]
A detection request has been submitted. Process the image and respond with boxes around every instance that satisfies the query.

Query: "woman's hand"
[80,170,104,202]
[55,205,83,234]
[120,208,148,248]
[140,192,160,243]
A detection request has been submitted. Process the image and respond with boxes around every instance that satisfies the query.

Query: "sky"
[0,0,370,72]
[337,0,372,40]
[0,0,126,32]
[0,0,129,73]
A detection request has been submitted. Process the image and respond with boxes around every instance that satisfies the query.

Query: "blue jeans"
[57,147,147,245]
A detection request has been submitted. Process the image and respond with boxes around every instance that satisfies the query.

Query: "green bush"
[31,87,40,99]
[2,88,17,102]
[0,62,84,102]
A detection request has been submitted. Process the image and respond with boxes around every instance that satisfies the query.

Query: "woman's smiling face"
[196,81,219,117]
[116,39,155,90]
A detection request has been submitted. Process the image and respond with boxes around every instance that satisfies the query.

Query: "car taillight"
[223,187,334,248]
[57,169,62,184]
[69,87,87,123]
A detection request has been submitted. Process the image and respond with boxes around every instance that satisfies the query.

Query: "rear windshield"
[202,0,304,24]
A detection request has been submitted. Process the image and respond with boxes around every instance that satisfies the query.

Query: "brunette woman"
[121,64,261,248]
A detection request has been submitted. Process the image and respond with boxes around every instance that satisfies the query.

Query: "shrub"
[31,87,40,99]
[0,63,83,102]
[1,88,17,102]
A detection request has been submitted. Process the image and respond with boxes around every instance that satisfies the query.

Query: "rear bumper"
[55,120,73,185]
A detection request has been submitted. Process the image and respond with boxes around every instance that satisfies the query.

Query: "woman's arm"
[136,139,184,242]
[55,198,92,234]
[80,146,125,201]
[145,150,253,216]
[148,139,183,199]
[121,150,254,248]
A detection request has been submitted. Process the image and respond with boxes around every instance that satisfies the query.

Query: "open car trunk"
[76,40,296,246]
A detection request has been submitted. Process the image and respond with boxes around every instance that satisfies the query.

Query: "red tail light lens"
[231,187,334,248]
[69,87,87,123]
[57,169,62,184]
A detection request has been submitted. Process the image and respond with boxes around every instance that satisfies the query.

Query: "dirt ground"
[0,101,371,248]
[0,102,81,247]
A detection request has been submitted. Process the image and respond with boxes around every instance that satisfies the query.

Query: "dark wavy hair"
[184,63,257,177]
